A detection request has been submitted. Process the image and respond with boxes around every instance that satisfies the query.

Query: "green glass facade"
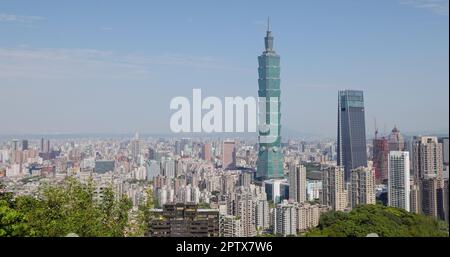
[256,28,283,180]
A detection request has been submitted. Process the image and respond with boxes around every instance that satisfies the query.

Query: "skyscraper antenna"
[374,117,378,139]
[267,16,270,31]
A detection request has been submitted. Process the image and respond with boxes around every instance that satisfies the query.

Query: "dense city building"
[228,190,257,237]
[219,215,242,237]
[412,136,443,182]
[130,133,141,165]
[297,203,329,232]
[411,136,446,219]
[322,166,347,211]
[288,162,307,204]
[388,151,410,212]
[274,200,297,236]
[255,199,270,232]
[420,178,440,218]
[148,203,220,237]
[350,166,376,208]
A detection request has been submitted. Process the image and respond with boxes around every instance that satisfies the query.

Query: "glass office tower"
[256,22,283,181]
[337,90,368,182]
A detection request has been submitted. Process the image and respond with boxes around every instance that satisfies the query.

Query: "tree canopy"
[1,177,132,237]
[305,204,449,237]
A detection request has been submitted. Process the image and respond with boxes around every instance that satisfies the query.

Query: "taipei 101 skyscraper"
[256,19,284,181]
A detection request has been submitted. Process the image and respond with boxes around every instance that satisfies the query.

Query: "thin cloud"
[0,47,250,80]
[0,13,46,23]
[400,0,449,15]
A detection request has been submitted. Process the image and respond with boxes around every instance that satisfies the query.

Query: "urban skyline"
[0,1,449,239]
[0,0,448,136]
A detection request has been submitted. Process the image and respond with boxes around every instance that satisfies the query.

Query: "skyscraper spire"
[264,17,274,52]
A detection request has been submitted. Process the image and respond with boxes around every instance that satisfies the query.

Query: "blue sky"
[0,0,448,137]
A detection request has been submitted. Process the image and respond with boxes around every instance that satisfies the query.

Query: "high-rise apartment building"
[130,132,141,165]
[256,21,283,181]
[411,136,445,219]
[255,199,270,232]
[219,215,242,237]
[288,162,306,203]
[412,136,443,182]
[350,166,376,208]
[161,157,175,178]
[337,90,368,182]
[274,200,297,236]
[228,191,256,237]
[322,166,347,211]
[388,151,410,212]
[238,172,252,188]
[222,140,236,170]
[297,203,329,232]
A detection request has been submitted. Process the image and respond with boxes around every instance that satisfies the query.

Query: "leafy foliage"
[305,204,449,237]
[0,199,31,236]
[1,177,132,237]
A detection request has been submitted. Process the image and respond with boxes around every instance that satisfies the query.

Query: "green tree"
[0,199,31,236]
[304,204,449,237]
[10,177,132,237]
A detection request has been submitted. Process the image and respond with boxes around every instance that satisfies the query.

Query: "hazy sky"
[0,0,448,137]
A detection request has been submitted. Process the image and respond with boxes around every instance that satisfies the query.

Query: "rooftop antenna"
[374,117,378,139]
[267,16,270,31]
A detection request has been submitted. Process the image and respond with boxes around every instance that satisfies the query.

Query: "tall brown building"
[201,143,212,162]
[148,203,219,237]
[222,140,236,170]
[373,137,389,184]
[420,178,439,218]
